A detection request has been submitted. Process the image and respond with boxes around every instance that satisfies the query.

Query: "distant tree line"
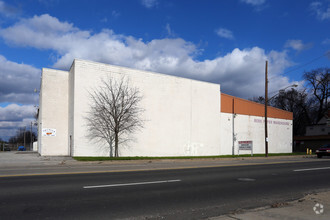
[8,127,37,148]
[251,67,329,136]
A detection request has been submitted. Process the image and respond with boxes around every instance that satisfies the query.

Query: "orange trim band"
[221,93,293,120]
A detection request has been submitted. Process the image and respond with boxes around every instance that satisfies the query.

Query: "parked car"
[316,144,330,158]
[18,146,26,151]
[4,146,10,151]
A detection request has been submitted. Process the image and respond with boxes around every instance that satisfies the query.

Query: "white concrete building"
[38,59,293,156]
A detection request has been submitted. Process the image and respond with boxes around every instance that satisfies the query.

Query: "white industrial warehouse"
[37,59,293,156]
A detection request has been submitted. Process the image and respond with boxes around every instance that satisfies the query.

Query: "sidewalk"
[211,190,330,220]
[0,151,324,176]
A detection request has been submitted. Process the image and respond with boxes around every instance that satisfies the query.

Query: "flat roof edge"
[72,58,220,87]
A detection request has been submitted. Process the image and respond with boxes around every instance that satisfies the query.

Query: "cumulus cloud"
[0,104,36,140]
[141,0,159,8]
[0,13,300,140]
[240,0,266,6]
[215,28,234,40]
[284,39,313,52]
[0,54,39,140]
[0,14,295,100]
[0,118,35,141]
[310,1,330,20]
[0,104,35,121]
[0,55,40,104]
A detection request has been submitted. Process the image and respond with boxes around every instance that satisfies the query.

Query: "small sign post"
[238,141,253,156]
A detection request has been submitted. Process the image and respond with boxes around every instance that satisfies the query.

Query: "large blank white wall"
[38,59,293,157]
[220,113,292,155]
[68,63,75,156]
[71,59,222,156]
[39,68,69,156]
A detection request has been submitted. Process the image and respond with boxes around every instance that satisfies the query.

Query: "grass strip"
[73,152,307,161]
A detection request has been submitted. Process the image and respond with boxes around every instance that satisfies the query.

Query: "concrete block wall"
[37,59,293,157]
[220,112,292,155]
[38,68,69,156]
[71,59,222,156]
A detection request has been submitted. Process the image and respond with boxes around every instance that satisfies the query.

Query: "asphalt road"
[1,160,330,219]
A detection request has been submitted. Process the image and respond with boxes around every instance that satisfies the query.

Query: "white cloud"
[284,39,313,52]
[0,54,39,140]
[0,14,295,100]
[241,0,266,6]
[215,28,234,40]
[0,14,79,50]
[0,104,35,121]
[310,1,330,20]
[0,55,40,104]
[0,104,36,140]
[0,14,299,140]
[141,0,159,8]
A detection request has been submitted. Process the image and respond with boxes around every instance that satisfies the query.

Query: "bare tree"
[86,76,144,157]
[248,68,329,136]
[273,89,312,135]
[8,128,36,146]
[249,96,265,104]
[303,67,329,123]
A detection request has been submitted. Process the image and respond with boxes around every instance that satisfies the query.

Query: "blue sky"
[0,0,329,140]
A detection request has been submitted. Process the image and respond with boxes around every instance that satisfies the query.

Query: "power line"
[268,50,329,81]
[282,50,330,75]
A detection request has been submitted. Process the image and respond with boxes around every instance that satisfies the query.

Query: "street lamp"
[268,84,298,102]
[264,60,298,157]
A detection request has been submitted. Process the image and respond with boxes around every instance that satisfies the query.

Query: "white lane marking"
[83,179,181,189]
[293,167,330,172]
[237,178,256,182]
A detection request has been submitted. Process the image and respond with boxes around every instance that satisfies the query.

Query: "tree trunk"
[115,133,119,157]
[317,100,324,123]
[109,140,113,157]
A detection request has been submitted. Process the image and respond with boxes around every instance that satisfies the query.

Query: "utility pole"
[265,60,268,157]
[232,98,235,155]
[24,126,26,149]
[30,121,33,151]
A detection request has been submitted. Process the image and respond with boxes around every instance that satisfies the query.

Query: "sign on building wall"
[42,128,56,136]
[238,140,253,156]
